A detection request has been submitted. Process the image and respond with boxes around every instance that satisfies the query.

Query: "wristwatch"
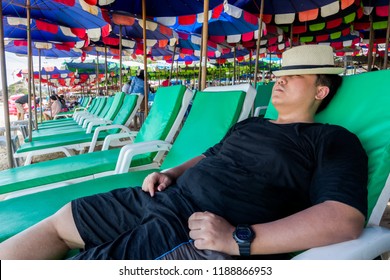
[233,224,255,256]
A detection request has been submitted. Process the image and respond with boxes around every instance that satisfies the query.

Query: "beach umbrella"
[2,0,111,41]
[2,0,111,141]
[0,6,13,168]
[94,0,229,17]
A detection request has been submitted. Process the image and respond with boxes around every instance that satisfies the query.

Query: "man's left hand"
[188,211,237,255]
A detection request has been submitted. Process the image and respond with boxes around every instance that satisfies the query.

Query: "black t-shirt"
[177,117,368,226]
[15,95,28,104]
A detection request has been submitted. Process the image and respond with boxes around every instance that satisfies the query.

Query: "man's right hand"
[141,172,174,197]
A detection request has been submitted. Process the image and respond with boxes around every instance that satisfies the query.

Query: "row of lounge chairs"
[0,71,389,259]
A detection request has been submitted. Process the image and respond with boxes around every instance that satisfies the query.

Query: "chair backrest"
[129,85,193,166]
[109,94,141,134]
[98,97,114,119]
[254,82,274,117]
[93,97,108,117]
[102,92,125,121]
[265,70,390,225]
[203,83,256,122]
[160,89,247,169]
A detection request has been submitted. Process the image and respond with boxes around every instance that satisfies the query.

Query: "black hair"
[49,95,58,101]
[137,69,145,80]
[315,74,343,114]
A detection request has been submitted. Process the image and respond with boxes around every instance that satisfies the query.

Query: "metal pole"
[142,0,149,116]
[383,2,390,69]
[0,5,14,168]
[38,49,43,123]
[119,24,123,89]
[200,0,209,90]
[253,0,265,87]
[27,0,33,141]
[169,43,177,86]
[105,45,108,94]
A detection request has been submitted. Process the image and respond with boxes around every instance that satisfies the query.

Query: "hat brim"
[273,67,344,77]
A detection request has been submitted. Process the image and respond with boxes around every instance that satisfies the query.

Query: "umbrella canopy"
[5,40,83,58]
[2,0,111,41]
[234,0,355,24]
[95,0,231,17]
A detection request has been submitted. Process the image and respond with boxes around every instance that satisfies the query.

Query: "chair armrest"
[97,132,138,152]
[115,140,172,174]
[254,106,268,117]
[89,124,132,152]
[292,226,390,260]
[85,119,112,133]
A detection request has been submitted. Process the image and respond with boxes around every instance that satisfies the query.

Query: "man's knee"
[50,203,85,250]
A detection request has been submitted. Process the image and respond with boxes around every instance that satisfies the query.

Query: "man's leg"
[0,203,84,260]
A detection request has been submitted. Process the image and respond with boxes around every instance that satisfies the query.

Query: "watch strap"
[238,242,251,256]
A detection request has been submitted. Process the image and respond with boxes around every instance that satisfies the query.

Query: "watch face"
[236,228,252,241]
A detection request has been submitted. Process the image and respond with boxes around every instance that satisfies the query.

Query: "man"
[14,94,28,120]
[0,45,368,260]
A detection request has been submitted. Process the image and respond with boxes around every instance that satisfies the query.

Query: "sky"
[0,52,68,91]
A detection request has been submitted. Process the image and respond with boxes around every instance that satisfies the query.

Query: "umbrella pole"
[96,52,99,95]
[233,47,237,85]
[197,36,203,90]
[31,55,38,130]
[253,0,265,87]
[142,0,149,116]
[119,25,123,90]
[105,45,108,94]
[0,6,14,168]
[27,0,33,141]
[200,0,209,90]
[367,14,374,71]
[169,43,177,86]
[38,50,43,124]
[383,3,390,69]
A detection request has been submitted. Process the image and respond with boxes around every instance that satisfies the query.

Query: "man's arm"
[142,155,205,197]
[188,200,365,256]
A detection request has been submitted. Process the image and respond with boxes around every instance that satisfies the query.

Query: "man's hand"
[141,172,174,197]
[188,212,237,255]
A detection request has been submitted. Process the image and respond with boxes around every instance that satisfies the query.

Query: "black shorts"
[70,186,229,260]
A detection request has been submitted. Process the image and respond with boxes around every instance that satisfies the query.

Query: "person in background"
[43,95,62,121]
[14,94,29,120]
[161,76,170,87]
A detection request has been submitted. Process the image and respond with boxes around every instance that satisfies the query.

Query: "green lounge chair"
[0,84,256,243]
[14,94,143,165]
[0,85,193,198]
[261,70,389,259]
[253,82,274,117]
[30,92,125,140]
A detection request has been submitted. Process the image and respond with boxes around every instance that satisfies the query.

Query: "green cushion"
[254,82,273,116]
[108,94,139,134]
[0,171,154,242]
[265,70,390,219]
[131,85,187,166]
[161,90,246,168]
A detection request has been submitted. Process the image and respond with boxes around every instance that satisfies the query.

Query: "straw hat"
[273,45,344,77]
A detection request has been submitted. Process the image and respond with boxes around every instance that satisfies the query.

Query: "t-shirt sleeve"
[310,128,368,217]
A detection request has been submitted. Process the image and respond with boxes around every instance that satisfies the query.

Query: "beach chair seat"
[0,84,256,242]
[264,70,390,259]
[14,94,142,165]
[0,85,193,198]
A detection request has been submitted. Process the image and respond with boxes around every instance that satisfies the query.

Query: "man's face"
[271,74,319,112]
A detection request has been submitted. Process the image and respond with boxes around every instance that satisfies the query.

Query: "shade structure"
[5,40,83,58]
[95,0,230,17]
[2,0,111,41]
[2,17,87,45]
[234,0,356,24]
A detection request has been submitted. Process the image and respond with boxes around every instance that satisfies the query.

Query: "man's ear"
[315,86,330,100]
